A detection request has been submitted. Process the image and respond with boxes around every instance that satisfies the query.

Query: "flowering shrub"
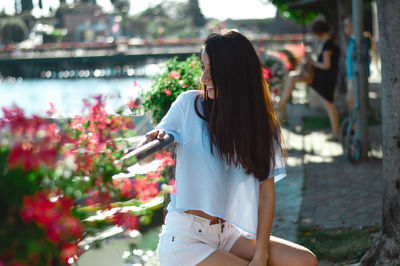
[262,53,289,102]
[141,56,202,124]
[0,98,175,265]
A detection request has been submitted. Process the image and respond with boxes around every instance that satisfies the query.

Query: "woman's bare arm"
[311,50,332,70]
[250,177,275,265]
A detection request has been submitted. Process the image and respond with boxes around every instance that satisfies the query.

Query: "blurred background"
[0,0,315,117]
[1,1,393,265]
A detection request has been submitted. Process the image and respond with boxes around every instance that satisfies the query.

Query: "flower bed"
[0,98,175,265]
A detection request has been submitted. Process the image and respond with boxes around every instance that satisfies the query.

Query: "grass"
[297,226,378,263]
[301,114,381,132]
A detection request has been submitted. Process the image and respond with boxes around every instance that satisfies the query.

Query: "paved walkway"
[283,103,383,230]
[285,102,383,266]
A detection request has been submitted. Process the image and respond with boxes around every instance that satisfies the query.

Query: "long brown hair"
[195,30,283,182]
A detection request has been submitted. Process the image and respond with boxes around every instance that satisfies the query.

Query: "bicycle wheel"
[340,118,351,152]
[348,139,361,163]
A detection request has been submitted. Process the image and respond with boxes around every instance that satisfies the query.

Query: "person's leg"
[197,235,317,266]
[278,73,306,113]
[196,249,249,266]
[324,100,340,138]
[346,79,354,108]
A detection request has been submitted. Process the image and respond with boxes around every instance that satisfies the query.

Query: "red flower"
[133,177,159,201]
[60,243,79,265]
[128,99,138,110]
[21,191,83,243]
[46,221,64,243]
[113,178,136,198]
[85,189,113,207]
[168,71,181,80]
[112,211,139,230]
[8,142,57,170]
[164,89,171,96]
[63,217,83,238]
[133,80,138,87]
[146,172,161,181]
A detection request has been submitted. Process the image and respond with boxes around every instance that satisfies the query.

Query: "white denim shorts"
[157,212,242,266]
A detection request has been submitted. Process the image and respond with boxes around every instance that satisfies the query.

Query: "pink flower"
[262,67,273,80]
[182,84,188,88]
[133,80,138,87]
[169,71,181,80]
[164,89,171,96]
[46,102,56,116]
[170,179,177,195]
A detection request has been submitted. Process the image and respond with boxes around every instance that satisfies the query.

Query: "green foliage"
[271,0,322,24]
[141,56,202,124]
[297,226,376,262]
[127,0,206,38]
[0,17,28,44]
[186,0,206,28]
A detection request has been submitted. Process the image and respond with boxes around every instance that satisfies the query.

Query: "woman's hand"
[139,129,166,146]
[306,55,314,66]
[249,253,269,266]
[137,129,165,165]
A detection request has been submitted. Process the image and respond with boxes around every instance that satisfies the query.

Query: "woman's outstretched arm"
[309,50,332,70]
[250,177,275,265]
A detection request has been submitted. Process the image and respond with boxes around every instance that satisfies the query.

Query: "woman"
[278,19,340,141]
[143,30,317,265]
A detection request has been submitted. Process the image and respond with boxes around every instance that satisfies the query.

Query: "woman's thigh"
[228,235,318,266]
[196,249,249,266]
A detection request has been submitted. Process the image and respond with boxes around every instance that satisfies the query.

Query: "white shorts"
[157,212,242,266]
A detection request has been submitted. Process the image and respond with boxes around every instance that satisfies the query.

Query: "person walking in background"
[278,19,340,141]
[142,30,318,265]
[343,17,371,109]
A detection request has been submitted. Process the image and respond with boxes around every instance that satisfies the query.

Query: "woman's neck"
[320,33,331,42]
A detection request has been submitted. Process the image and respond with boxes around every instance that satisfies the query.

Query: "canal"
[0,77,152,118]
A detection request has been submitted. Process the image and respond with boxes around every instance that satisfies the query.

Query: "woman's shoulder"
[175,90,202,107]
[180,90,202,98]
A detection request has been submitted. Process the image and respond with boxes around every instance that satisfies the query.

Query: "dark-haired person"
[278,19,340,141]
[343,17,371,109]
[142,30,317,266]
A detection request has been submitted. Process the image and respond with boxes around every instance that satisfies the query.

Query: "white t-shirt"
[155,90,286,238]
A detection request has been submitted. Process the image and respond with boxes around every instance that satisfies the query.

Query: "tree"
[186,0,205,28]
[269,0,326,23]
[0,18,28,44]
[111,0,129,13]
[360,1,400,263]
[21,0,33,12]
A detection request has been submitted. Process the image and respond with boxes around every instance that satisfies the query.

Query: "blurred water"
[0,77,151,118]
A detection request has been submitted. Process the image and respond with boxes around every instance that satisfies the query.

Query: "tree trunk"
[336,0,352,114]
[360,0,400,265]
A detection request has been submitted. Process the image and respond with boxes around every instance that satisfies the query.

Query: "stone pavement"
[283,102,383,266]
[283,103,383,230]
